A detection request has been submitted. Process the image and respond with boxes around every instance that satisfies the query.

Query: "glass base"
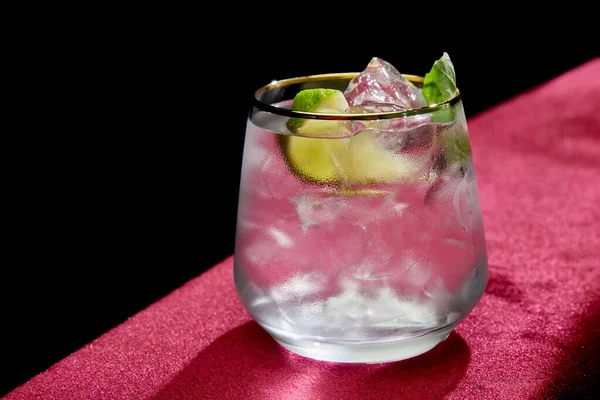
[271,327,454,364]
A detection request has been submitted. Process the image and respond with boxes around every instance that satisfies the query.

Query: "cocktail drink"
[234,54,488,363]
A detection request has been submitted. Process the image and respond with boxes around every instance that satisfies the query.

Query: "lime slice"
[286,88,349,135]
[280,88,422,185]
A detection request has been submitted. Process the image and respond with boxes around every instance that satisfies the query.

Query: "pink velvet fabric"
[4,58,599,400]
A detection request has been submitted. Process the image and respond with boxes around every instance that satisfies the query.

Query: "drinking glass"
[233,68,488,363]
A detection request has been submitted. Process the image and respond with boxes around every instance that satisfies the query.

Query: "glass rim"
[252,72,462,121]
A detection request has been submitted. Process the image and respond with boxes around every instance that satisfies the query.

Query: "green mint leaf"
[422,52,457,123]
[422,52,457,104]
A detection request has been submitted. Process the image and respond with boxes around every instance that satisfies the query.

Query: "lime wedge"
[280,88,422,185]
[286,88,349,135]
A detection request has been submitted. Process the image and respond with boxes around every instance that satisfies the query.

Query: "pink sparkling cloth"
[4,59,600,400]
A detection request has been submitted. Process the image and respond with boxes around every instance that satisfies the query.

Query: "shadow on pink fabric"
[151,321,470,400]
[3,58,599,400]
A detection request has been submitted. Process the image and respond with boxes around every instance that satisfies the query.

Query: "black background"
[1,13,597,397]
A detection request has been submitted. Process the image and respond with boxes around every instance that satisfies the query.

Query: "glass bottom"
[268,325,455,364]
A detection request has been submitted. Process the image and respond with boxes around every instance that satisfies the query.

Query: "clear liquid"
[234,108,488,362]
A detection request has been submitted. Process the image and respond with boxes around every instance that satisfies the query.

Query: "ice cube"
[291,192,345,232]
[344,57,435,171]
[268,227,294,248]
[344,57,427,110]
[371,118,437,161]
[270,272,328,303]
[372,286,441,326]
[325,281,443,329]
[325,278,375,325]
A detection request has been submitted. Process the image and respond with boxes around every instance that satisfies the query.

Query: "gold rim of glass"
[252,72,461,121]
